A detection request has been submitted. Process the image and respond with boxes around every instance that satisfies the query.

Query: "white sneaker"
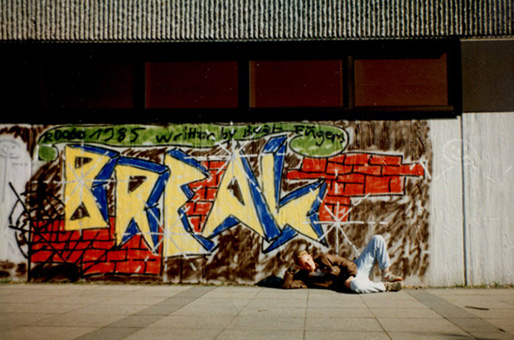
[384,281,403,292]
[382,272,403,282]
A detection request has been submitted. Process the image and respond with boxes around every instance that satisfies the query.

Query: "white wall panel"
[0,132,32,264]
[463,113,514,285]
[427,118,465,286]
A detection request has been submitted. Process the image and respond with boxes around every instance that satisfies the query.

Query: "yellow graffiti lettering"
[115,164,159,249]
[64,146,110,230]
[163,154,208,257]
[202,154,265,237]
[260,154,320,240]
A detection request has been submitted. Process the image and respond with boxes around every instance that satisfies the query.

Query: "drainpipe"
[459,115,469,287]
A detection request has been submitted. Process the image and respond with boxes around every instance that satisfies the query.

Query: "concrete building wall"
[462,113,514,285]
[1,116,513,286]
[0,3,513,286]
[461,40,514,113]
[426,113,514,287]
[424,113,514,287]
[426,118,465,286]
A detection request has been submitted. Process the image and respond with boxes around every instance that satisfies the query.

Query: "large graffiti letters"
[60,137,329,258]
[115,157,169,252]
[163,149,213,257]
[201,137,327,253]
[64,145,118,230]
[7,122,430,281]
[260,136,327,247]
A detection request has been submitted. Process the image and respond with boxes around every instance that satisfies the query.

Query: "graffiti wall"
[0,121,429,283]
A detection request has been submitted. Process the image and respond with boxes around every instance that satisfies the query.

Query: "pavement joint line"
[73,285,216,340]
[302,289,310,340]
[360,293,394,340]
[212,287,265,340]
[407,289,514,339]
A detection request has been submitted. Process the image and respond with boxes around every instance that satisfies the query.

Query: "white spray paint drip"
[501,164,514,177]
[419,161,431,180]
[0,139,22,204]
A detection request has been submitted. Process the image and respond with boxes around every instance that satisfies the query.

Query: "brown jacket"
[282,254,358,291]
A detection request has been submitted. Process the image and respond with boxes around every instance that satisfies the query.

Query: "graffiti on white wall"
[2,122,430,282]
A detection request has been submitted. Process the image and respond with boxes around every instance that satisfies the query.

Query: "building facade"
[0,0,513,286]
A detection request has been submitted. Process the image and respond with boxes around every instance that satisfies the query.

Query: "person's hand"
[344,275,354,289]
[287,267,297,274]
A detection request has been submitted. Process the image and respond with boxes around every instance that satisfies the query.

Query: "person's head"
[294,250,316,272]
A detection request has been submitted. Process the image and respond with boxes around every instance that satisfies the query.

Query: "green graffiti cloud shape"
[37,123,349,161]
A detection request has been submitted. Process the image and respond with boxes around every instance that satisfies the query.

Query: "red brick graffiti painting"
[3,121,430,283]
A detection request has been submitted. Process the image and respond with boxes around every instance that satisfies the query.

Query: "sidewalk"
[0,283,513,340]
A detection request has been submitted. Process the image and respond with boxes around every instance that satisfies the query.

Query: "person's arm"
[281,268,308,289]
[319,255,357,290]
[329,255,358,289]
[323,255,357,284]
[323,254,358,277]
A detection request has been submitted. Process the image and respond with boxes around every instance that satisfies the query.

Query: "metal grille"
[0,0,512,41]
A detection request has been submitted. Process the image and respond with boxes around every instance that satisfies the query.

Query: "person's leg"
[354,235,391,277]
[349,273,386,293]
[349,275,402,293]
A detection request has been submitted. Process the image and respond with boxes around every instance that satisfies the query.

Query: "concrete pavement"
[0,283,513,340]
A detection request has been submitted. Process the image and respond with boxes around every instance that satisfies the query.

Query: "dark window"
[145,61,238,109]
[354,54,448,107]
[250,60,343,108]
[43,61,134,109]
[0,41,459,124]
[1,60,41,109]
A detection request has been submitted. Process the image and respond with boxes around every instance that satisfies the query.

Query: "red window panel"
[146,61,238,108]
[250,60,343,108]
[354,54,448,107]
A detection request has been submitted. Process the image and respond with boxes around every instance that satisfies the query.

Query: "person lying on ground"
[282,235,403,293]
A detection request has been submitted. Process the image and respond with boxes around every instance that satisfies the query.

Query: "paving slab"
[246,297,307,308]
[469,332,514,340]
[0,326,98,340]
[306,306,373,318]
[28,312,125,328]
[186,296,251,308]
[387,331,476,340]
[0,311,59,328]
[170,303,243,316]
[371,307,443,319]
[73,303,150,315]
[377,317,468,333]
[74,327,140,340]
[216,329,304,340]
[150,314,235,329]
[307,296,367,308]
[226,315,305,331]
[254,288,308,299]
[485,319,514,335]
[202,287,260,299]
[240,306,306,317]
[305,317,384,332]
[0,302,87,314]
[123,327,222,340]
[305,330,390,340]
[408,289,514,340]
[0,284,513,340]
